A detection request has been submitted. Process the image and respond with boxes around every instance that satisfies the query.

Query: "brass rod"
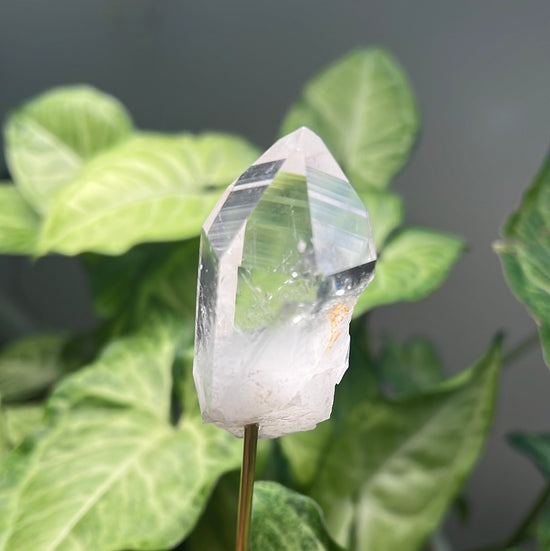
[236,423,259,551]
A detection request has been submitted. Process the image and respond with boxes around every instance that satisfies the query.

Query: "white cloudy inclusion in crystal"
[193,127,376,438]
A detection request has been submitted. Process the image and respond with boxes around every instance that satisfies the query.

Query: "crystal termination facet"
[193,127,376,438]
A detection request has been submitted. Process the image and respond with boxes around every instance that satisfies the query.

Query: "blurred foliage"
[496,150,550,367]
[0,47,547,550]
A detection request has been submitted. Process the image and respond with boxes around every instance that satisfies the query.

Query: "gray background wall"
[1,2,549,549]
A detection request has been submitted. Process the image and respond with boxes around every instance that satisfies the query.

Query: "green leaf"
[0,183,39,254]
[312,341,501,550]
[509,433,550,477]
[279,420,333,488]
[377,335,445,396]
[332,320,380,423]
[355,228,465,316]
[83,244,162,319]
[537,505,550,551]
[185,471,240,551]
[84,240,201,416]
[173,339,201,420]
[496,151,550,366]
[132,240,199,322]
[0,318,241,551]
[47,322,178,421]
[251,481,344,551]
[280,48,419,191]
[36,133,259,255]
[2,405,44,451]
[359,190,403,251]
[84,239,199,323]
[0,408,5,459]
[0,334,69,403]
[4,85,133,212]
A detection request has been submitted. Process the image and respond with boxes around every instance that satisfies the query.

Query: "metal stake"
[236,423,259,551]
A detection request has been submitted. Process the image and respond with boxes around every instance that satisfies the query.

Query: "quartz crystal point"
[193,127,376,438]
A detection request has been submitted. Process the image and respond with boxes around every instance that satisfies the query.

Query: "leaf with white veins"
[0,317,241,551]
[37,133,259,256]
[251,482,343,551]
[0,184,38,255]
[280,48,419,192]
[496,149,550,366]
[4,86,133,212]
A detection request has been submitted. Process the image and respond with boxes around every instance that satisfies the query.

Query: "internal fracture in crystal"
[193,127,376,438]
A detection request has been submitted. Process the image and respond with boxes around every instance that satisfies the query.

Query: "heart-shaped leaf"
[496,151,550,366]
[359,190,403,251]
[251,482,343,551]
[0,184,39,255]
[312,340,500,550]
[0,317,241,551]
[279,420,334,488]
[4,86,133,212]
[355,228,465,316]
[280,48,419,192]
[37,133,259,255]
[376,335,445,396]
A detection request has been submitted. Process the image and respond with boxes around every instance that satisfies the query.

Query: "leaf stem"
[236,423,259,551]
[503,331,540,367]
[507,480,550,545]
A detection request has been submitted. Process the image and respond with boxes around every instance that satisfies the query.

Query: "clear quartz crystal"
[193,127,376,438]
